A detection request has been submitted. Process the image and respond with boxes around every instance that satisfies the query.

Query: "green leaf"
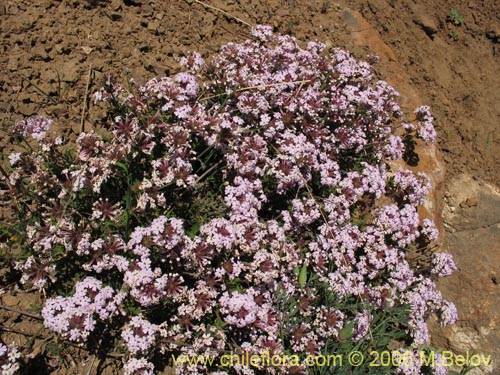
[214,317,227,329]
[51,244,65,257]
[29,304,41,314]
[115,161,128,173]
[298,263,308,288]
[339,320,355,341]
[187,222,201,238]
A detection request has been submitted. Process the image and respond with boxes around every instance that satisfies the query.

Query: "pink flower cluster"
[414,105,437,144]
[122,316,158,355]
[2,25,456,374]
[393,350,450,375]
[123,358,154,375]
[0,342,21,375]
[42,277,124,342]
[12,115,52,141]
[393,169,431,205]
[431,252,457,277]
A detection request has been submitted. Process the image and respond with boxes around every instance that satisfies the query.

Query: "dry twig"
[80,64,93,133]
[0,303,42,320]
[189,0,253,27]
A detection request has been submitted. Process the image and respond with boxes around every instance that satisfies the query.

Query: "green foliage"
[321,1,331,14]
[447,9,464,26]
[450,30,460,41]
[276,275,412,375]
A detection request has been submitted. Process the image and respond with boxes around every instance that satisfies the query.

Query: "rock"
[430,174,500,375]
[141,4,154,17]
[16,291,39,310]
[32,46,51,61]
[7,56,19,71]
[366,0,389,13]
[17,103,37,116]
[81,46,94,55]
[460,196,479,208]
[413,14,438,38]
[147,20,160,32]
[407,3,438,39]
[90,58,105,72]
[486,29,499,44]
[110,0,122,11]
[55,43,72,55]
[444,174,500,232]
[50,104,68,118]
[0,101,11,112]
[138,44,151,53]
[88,108,107,124]
[2,294,19,307]
[61,60,80,82]
[109,13,122,21]
[41,69,59,83]
[0,1,7,15]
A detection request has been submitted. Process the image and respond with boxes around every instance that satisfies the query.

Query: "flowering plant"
[1,26,457,374]
[0,342,21,375]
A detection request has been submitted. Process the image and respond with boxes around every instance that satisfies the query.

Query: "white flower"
[8,152,21,166]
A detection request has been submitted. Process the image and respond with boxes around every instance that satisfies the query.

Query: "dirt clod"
[2,294,19,307]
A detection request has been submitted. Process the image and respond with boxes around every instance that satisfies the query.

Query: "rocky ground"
[430,174,500,375]
[0,0,499,374]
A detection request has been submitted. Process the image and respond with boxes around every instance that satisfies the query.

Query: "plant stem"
[80,64,93,134]
[0,303,42,320]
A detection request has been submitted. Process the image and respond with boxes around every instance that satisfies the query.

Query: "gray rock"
[430,174,500,375]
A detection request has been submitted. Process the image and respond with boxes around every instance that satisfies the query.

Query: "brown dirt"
[1,1,498,181]
[0,0,499,373]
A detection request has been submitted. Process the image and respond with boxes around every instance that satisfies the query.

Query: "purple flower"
[438,301,458,326]
[123,358,155,375]
[415,105,436,144]
[0,342,21,375]
[13,115,52,141]
[41,277,122,342]
[385,135,405,160]
[180,52,205,72]
[353,311,373,342]
[8,152,22,166]
[422,218,439,242]
[220,290,259,328]
[4,25,457,375]
[251,24,274,42]
[394,169,431,205]
[122,316,158,355]
[432,352,450,375]
[431,253,456,277]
